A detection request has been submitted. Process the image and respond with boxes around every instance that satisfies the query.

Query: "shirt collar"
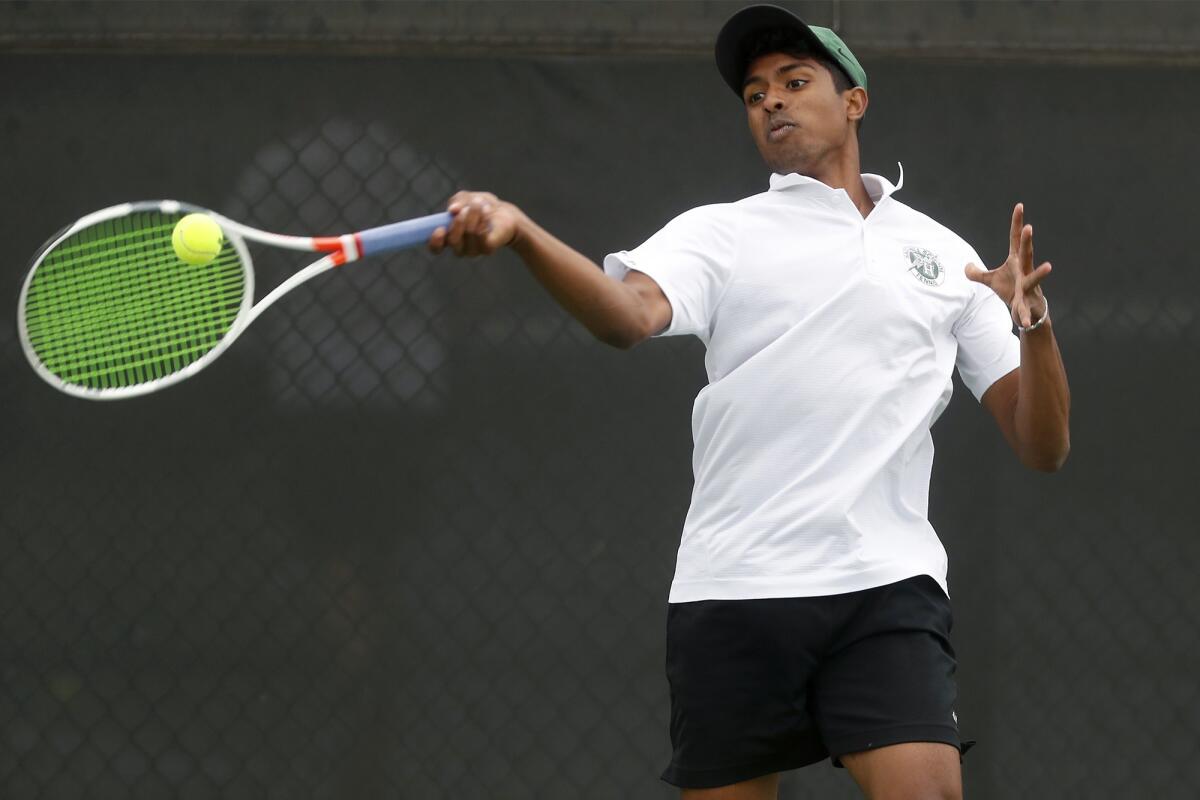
[769,162,905,201]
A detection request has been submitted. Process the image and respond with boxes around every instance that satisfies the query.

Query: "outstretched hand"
[965,203,1052,328]
[428,191,522,257]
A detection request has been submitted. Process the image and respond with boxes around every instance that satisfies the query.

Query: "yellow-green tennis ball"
[172,214,224,265]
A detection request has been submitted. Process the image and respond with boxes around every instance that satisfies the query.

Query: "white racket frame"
[18,200,357,401]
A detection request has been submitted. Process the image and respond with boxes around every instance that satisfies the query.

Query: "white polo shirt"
[604,169,1020,602]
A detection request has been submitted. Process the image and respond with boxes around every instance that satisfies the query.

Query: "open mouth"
[767,122,796,142]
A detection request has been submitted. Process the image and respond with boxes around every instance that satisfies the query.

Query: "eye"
[745,91,765,106]
[787,78,808,89]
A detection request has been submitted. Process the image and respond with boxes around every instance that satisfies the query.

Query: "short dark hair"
[741,28,854,95]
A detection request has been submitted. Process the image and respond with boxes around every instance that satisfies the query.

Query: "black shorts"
[662,574,975,789]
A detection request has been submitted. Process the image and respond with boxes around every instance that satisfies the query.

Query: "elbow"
[598,330,636,350]
[595,315,654,350]
[597,280,667,350]
[596,325,645,350]
[1022,438,1071,473]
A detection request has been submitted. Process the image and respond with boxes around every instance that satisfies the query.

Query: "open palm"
[965,203,1052,329]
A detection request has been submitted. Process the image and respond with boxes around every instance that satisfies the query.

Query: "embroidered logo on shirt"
[904,246,945,287]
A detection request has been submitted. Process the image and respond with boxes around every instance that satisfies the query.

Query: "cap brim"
[715,4,834,97]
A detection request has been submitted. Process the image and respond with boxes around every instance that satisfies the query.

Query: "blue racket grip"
[357,212,453,257]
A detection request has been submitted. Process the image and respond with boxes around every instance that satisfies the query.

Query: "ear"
[845,86,868,124]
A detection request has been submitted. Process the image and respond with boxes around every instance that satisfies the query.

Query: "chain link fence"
[1,77,701,798]
[3,8,1200,799]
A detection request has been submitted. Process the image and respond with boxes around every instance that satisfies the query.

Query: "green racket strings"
[22,211,246,391]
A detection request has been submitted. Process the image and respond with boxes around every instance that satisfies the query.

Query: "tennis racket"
[18,200,451,400]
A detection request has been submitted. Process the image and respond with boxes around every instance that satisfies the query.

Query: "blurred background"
[2,1,1198,798]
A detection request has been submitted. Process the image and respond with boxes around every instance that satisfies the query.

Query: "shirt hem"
[667,563,948,603]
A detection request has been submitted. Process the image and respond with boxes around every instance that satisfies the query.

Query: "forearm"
[1013,320,1071,471]
[509,210,648,348]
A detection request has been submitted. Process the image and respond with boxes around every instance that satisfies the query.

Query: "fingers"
[1015,298,1031,329]
[1011,263,1052,327]
[1009,203,1024,256]
[427,225,447,254]
[447,190,496,211]
[447,202,473,254]
[462,200,498,255]
[1020,223,1034,273]
[442,191,475,254]
[430,191,478,254]
[1010,289,1033,328]
[964,262,992,285]
[1024,261,1052,291]
[989,206,1052,327]
[439,191,503,257]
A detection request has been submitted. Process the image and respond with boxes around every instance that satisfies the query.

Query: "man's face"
[741,51,857,175]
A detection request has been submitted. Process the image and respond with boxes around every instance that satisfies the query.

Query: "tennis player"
[430,5,1070,798]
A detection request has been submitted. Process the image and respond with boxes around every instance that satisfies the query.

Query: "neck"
[794,143,875,218]
[814,171,874,218]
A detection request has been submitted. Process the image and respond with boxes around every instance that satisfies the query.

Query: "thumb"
[964,263,991,285]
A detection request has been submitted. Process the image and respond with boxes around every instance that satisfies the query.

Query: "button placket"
[861,205,884,282]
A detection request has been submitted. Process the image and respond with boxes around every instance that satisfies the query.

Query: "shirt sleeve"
[602,204,736,342]
[953,247,1022,401]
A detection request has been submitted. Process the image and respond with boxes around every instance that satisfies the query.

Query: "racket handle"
[357,212,453,257]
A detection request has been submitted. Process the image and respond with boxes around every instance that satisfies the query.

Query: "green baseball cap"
[715,4,868,96]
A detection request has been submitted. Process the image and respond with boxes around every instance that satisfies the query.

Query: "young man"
[429,5,1070,799]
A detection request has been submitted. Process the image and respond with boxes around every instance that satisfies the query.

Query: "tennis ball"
[172,214,224,265]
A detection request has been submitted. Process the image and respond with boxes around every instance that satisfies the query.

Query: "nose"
[761,87,785,112]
